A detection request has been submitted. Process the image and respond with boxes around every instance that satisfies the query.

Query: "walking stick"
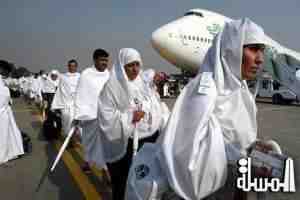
[35,126,80,194]
[50,126,75,172]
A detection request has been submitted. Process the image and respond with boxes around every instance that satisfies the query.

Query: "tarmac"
[0,96,299,200]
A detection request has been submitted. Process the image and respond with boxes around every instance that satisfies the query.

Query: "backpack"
[42,111,61,140]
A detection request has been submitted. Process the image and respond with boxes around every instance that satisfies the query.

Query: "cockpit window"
[184,11,204,17]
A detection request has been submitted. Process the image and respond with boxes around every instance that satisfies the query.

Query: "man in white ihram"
[0,61,24,165]
[41,70,59,116]
[74,49,110,172]
[51,59,80,136]
[125,18,277,200]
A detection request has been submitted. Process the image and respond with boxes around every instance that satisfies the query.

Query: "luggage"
[42,110,61,140]
[9,89,20,98]
[21,132,32,154]
[125,143,171,200]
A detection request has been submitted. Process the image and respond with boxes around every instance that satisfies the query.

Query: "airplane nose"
[151,28,164,50]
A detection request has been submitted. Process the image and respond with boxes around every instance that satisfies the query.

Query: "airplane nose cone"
[151,28,164,51]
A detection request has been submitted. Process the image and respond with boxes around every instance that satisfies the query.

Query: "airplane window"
[192,36,195,40]
[184,11,204,17]
[201,38,203,42]
[196,37,199,41]
[188,36,191,40]
[183,35,187,39]
[204,38,207,42]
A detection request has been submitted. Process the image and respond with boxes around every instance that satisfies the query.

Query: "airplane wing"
[262,35,300,97]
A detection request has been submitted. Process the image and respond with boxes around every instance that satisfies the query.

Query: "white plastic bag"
[125,143,170,200]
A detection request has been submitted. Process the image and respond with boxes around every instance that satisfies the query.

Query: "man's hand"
[73,126,81,142]
[132,110,145,124]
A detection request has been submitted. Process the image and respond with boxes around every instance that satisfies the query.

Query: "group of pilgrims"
[0,18,284,200]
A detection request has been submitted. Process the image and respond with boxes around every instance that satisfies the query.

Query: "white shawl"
[51,72,80,110]
[159,18,267,200]
[74,67,109,121]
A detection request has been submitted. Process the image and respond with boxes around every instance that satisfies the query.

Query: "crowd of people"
[0,18,281,200]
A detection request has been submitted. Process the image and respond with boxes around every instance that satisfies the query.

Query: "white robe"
[74,67,109,167]
[51,72,80,135]
[98,48,168,163]
[0,76,24,164]
[31,77,43,103]
[74,67,110,121]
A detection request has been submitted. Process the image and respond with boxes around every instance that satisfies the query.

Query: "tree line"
[0,59,31,78]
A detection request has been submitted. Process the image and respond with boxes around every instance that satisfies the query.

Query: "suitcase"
[42,111,61,140]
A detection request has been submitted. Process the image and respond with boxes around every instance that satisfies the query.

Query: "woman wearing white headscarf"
[157,18,266,200]
[97,48,169,200]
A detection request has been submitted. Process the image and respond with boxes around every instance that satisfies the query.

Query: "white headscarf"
[51,70,59,75]
[42,70,59,93]
[98,48,164,163]
[159,18,266,200]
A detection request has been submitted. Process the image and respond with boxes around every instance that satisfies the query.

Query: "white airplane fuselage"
[151,9,231,72]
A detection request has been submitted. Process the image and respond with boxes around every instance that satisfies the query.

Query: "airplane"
[151,9,230,73]
[150,8,300,98]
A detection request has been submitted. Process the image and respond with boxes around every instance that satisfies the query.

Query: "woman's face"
[51,74,58,80]
[124,61,140,81]
[241,44,265,80]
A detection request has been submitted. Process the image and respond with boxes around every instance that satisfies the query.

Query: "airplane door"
[179,29,188,46]
[194,45,201,53]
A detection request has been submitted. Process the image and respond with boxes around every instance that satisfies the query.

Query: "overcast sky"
[1,0,300,73]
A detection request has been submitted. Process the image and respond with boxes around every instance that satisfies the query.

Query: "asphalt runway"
[0,99,84,200]
[1,97,299,200]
